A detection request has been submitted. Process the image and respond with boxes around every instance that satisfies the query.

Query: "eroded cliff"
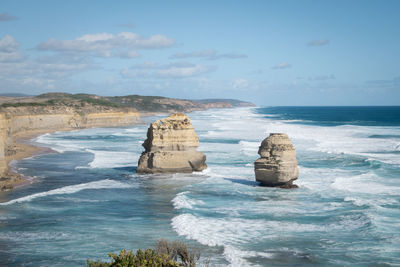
[0,105,140,189]
[0,114,7,175]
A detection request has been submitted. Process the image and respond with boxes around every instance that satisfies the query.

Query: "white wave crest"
[35,133,85,153]
[172,192,204,209]
[331,173,400,195]
[86,149,138,169]
[171,213,335,266]
[344,197,398,207]
[0,179,131,205]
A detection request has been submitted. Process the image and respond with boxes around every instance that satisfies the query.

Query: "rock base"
[137,151,206,174]
[257,179,299,189]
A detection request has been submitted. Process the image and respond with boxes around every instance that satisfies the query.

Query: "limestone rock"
[254,133,299,187]
[137,113,207,173]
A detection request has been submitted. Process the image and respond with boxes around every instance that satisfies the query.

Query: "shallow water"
[0,107,399,266]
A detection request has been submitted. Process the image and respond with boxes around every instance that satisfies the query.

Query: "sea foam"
[172,192,205,209]
[0,179,131,205]
[86,149,138,169]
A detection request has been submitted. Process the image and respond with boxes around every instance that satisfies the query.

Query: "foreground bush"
[87,239,205,267]
[156,239,201,266]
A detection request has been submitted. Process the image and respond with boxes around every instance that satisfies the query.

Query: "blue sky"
[0,0,399,105]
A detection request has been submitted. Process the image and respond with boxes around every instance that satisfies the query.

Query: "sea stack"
[137,113,207,174]
[254,133,299,188]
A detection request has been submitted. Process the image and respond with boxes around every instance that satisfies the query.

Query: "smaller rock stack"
[254,133,299,188]
[137,113,207,174]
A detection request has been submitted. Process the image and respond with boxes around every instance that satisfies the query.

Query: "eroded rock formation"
[254,133,299,188]
[137,113,207,173]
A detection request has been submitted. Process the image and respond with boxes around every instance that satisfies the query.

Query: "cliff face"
[137,113,207,173]
[0,114,7,175]
[7,111,140,135]
[0,107,140,179]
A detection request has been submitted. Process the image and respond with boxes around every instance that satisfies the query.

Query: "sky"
[0,0,399,106]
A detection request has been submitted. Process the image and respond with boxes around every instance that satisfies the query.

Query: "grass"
[0,102,47,108]
[107,95,186,112]
[2,94,122,108]
[2,92,251,111]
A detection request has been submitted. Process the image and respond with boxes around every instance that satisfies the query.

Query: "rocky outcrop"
[254,133,299,188]
[137,113,207,173]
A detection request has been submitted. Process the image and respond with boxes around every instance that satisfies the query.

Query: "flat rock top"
[258,133,296,157]
[151,113,193,130]
[143,113,199,152]
[260,133,292,145]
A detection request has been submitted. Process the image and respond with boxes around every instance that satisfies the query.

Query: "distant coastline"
[0,93,254,192]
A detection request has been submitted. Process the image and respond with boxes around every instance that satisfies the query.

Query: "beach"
[0,130,58,191]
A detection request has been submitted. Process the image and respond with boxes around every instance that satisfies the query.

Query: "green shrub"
[0,102,47,108]
[87,239,204,267]
[156,239,200,267]
[87,249,179,267]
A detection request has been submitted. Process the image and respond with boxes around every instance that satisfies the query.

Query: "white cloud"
[0,35,19,52]
[309,74,335,81]
[0,51,24,62]
[0,35,95,92]
[0,35,24,62]
[272,62,291,70]
[121,61,215,79]
[308,39,329,46]
[0,12,18,21]
[115,23,135,29]
[157,64,210,78]
[366,76,400,87]
[115,50,140,58]
[77,33,114,42]
[232,78,249,89]
[170,49,247,60]
[37,32,175,57]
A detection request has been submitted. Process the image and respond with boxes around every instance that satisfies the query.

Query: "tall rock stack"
[254,133,299,188]
[137,113,207,174]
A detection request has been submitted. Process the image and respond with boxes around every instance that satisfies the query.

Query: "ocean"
[0,106,399,266]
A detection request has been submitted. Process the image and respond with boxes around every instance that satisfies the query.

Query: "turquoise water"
[0,107,400,266]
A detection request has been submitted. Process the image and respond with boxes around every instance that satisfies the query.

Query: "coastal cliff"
[7,111,140,135]
[0,105,140,190]
[0,114,7,175]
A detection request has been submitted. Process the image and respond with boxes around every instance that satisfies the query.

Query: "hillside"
[0,93,255,114]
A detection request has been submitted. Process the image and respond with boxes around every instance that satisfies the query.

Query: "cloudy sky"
[0,0,399,105]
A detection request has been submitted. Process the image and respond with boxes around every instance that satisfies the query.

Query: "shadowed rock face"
[254,133,299,187]
[137,113,207,174]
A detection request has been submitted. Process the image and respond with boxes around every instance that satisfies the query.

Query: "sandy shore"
[0,112,159,192]
[0,129,64,191]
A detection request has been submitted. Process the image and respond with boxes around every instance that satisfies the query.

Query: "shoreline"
[0,128,72,191]
[0,111,164,192]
